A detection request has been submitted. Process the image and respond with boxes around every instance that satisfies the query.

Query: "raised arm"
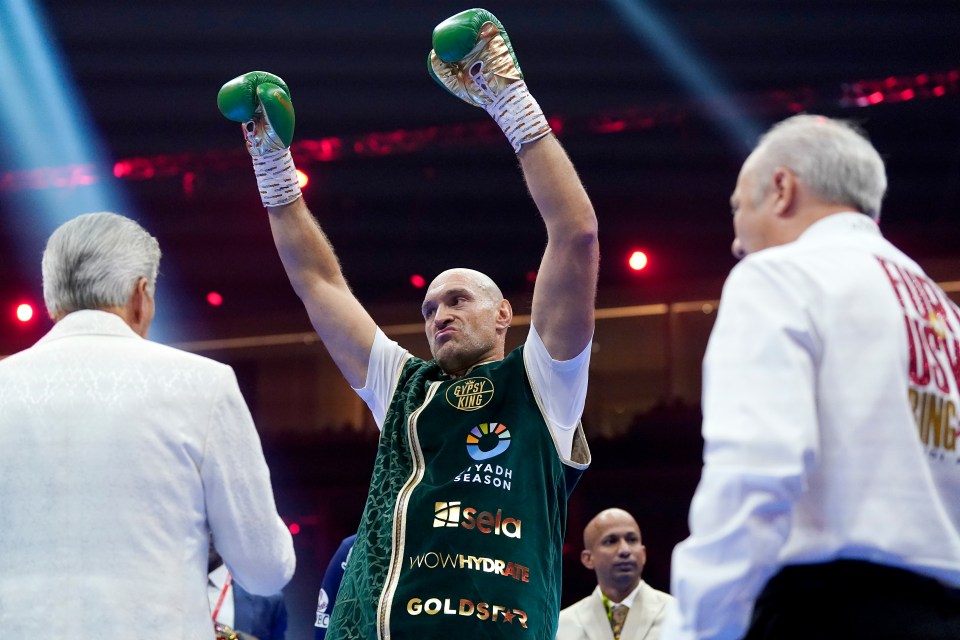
[218,72,376,388]
[429,9,598,360]
[266,198,377,389]
[520,136,598,360]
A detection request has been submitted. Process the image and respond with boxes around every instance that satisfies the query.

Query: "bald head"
[580,508,647,600]
[583,508,641,548]
[426,268,504,307]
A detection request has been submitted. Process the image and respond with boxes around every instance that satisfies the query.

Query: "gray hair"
[42,212,161,318]
[749,114,887,221]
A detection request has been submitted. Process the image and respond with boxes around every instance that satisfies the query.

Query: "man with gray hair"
[0,212,295,638]
[662,115,960,639]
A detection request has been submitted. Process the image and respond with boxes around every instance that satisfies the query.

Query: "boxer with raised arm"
[218,9,598,639]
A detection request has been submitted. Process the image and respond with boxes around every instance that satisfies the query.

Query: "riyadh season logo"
[466,422,511,461]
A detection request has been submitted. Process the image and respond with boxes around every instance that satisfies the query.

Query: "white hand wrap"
[468,63,551,153]
[252,148,302,208]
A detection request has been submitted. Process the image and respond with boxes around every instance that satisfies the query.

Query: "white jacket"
[557,582,674,640]
[0,310,295,639]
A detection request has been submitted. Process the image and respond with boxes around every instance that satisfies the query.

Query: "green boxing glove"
[428,8,551,153]
[217,71,301,207]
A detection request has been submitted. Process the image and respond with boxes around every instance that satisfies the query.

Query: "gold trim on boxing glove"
[430,29,522,108]
[430,24,551,153]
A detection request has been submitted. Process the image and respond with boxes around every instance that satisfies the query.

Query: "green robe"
[329,346,590,640]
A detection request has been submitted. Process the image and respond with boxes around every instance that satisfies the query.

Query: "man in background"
[314,534,356,639]
[558,508,674,640]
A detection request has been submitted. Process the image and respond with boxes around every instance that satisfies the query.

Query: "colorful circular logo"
[466,422,511,461]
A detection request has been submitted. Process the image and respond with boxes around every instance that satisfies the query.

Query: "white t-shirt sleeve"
[522,324,592,460]
[353,328,411,430]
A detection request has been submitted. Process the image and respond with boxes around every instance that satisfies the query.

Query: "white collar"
[606,580,644,608]
[796,211,881,242]
[37,309,140,345]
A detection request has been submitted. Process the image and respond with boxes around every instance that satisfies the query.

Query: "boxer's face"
[422,269,509,376]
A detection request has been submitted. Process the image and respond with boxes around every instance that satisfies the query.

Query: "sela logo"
[408,551,531,582]
[446,377,495,411]
[433,501,522,538]
[466,422,511,461]
[406,597,529,628]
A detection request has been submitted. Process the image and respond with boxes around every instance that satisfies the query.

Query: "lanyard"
[601,591,616,624]
[211,572,233,622]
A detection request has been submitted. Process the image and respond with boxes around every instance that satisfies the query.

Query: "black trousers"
[744,560,960,640]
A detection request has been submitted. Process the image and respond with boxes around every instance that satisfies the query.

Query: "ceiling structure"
[1,0,958,353]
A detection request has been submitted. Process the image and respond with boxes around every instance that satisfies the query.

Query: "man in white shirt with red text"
[663,115,960,640]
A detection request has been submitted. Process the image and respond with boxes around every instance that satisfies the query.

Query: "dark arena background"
[1,1,958,637]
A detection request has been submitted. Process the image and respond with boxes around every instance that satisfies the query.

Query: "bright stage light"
[16,303,34,323]
[605,0,761,153]
[296,169,309,189]
[0,0,177,343]
[628,250,649,272]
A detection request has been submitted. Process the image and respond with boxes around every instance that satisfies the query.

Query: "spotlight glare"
[16,303,34,323]
[628,250,649,272]
[206,291,224,307]
[296,169,309,189]
[410,274,426,288]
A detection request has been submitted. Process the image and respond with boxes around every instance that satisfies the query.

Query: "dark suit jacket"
[233,582,287,640]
